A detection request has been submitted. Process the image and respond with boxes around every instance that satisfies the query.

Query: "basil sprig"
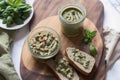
[83,29,97,44]
[83,29,98,57]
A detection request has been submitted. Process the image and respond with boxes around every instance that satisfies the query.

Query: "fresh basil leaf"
[89,45,97,57]
[0,0,6,8]
[7,0,22,7]
[83,38,90,44]
[5,6,14,12]
[0,0,31,27]
[21,12,30,20]
[83,29,97,44]
[13,0,22,7]
[7,0,14,6]
[0,1,5,6]
[2,18,7,24]
[14,8,18,13]
[91,31,97,37]
[23,8,31,12]
[6,16,13,27]
[7,16,13,23]
[14,18,23,25]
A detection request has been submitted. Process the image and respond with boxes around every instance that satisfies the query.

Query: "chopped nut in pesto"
[62,7,83,23]
[72,48,90,69]
[28,31,59,57]
[55,57,74,80]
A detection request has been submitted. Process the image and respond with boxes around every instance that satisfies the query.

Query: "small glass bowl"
[58,2,86,37]
[27,26,61,60]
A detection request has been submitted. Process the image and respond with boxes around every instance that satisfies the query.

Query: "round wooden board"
[20,16,103,80]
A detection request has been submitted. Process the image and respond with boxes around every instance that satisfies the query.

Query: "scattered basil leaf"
[89,45,97,57]
[91,31,97,37]
[83,29,97,44]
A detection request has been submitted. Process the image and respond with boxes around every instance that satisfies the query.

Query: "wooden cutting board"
[20,0,105,80]
[21,16,104,80]
[29,0,104,32]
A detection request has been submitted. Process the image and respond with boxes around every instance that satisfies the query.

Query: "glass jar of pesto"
[27,27,61,61]
[58,2,86,37]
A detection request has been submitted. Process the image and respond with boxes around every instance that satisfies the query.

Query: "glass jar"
[58,2,86,37]
[27,26,61,61]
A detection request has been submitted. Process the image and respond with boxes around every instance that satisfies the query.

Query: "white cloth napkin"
[103,27,120,69]
[109,0,120,13]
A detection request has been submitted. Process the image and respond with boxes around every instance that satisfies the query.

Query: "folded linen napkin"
[0,29,20,80]
[103,27,120,69]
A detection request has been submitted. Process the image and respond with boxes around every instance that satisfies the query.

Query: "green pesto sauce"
[28,31,58,57]
[72,48,90,69]
[55,57,74,80]
[62,7,83,23]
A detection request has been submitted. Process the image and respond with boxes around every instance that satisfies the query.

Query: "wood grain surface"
[21,16,104,80]
[20,0,105,80]
[30,0,104,32]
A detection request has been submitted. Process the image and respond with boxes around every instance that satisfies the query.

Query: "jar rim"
[58,2,86,24]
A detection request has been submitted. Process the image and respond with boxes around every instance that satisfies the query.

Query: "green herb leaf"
[14,0,22,7]
[0,0,31,27]
[0,0,6,9]
[89,45,97,57]
[91,31,97,37]
[2,18,7,24]
[7,0,14,6]
[83,29,97,44]
[83,38,90,44]
[7,0,22,7]
[14,18,23,25]
[6,16,13,27]
[0,1,5,6]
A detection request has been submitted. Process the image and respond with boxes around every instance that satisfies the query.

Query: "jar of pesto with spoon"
[58,2,86,37]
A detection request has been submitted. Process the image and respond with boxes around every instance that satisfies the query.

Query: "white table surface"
[11,0,120,80]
